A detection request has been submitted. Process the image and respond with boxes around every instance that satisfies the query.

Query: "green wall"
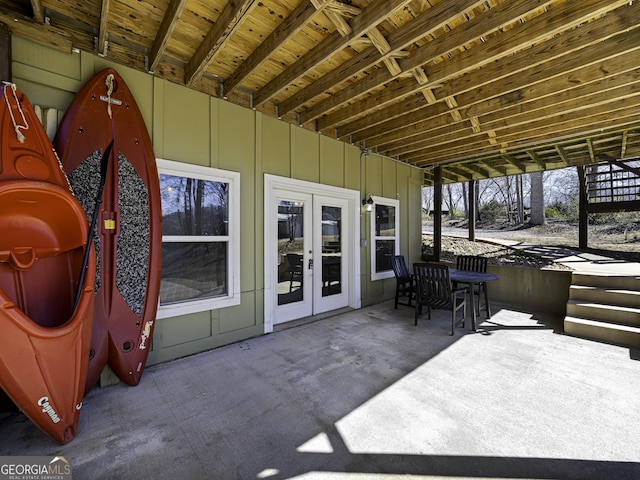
[11,36,424,365]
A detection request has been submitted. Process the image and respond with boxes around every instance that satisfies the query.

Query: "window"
[156,159,240,318]
[370,196,400,281]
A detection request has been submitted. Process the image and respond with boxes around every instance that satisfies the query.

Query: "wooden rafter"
[346,12,640,149]
[29,0,44,23]
[185,0,258,87]
[224,0,321,95]
[254,0,413,107]
[97,0,110,57]
[2,0,640,180]
[148,0,188,73]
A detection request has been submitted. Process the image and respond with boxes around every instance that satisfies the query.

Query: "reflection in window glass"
[375,204,396,236]
[158,170,233,309]
[371,197,399,280]
[322,205,342,297]
[375,240,395,273]
[160,174,228,236]
[277,200,305,306]
[160,242,227,304]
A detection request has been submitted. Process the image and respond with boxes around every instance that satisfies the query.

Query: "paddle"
[72,139,114,315]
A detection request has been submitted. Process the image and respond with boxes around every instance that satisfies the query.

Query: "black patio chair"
[391,255,414,308]
[286,253,304,292]
[413,262,468,335]
[456,255,491,318]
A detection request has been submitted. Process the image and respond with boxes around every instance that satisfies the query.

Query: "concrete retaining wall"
[444,262,573,316]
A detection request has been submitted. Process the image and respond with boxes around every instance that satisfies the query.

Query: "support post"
[468,179,476,242]
[434,166,442,262]
[577,166,588,249]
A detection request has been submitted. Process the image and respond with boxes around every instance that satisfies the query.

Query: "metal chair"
[413,262,468,335]
[391,255,414,308]
[456,255,491,318]
[286,253,304,292]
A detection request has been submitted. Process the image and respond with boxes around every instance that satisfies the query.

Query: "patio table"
[450,268,499,331]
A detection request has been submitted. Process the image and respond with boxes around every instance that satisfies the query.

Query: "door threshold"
[273,307,354,333]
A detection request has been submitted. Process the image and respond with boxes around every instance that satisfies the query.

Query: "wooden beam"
[254,0,413,107]
[29,0,43,23]
[0,9,73,54]
[97,0,110,57]
[148,0,188,73]
[349,29,640,150]
[185,0,258,87]
[312,0,553,130]
[299,0,486,124]
[225,0,319,95]
[330,0,632,137]
[527,150,546,169]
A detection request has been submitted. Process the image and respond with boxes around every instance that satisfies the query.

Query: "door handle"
[308,258,314,269]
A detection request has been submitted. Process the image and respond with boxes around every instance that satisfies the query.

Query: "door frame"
[264,174,361,333]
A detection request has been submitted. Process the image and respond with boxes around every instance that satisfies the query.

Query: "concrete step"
[569,285,640,309]
[566,300,640,327]
[564,316,640,349]
[572,272,640,291]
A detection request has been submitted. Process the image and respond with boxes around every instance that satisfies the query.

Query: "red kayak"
[53,69,162,394]
[0,84,95,444]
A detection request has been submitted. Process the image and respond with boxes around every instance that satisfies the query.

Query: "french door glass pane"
[321,205,342,297]
[277,200,305,306]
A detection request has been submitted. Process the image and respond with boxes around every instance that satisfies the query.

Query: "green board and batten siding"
[11,36,423,365]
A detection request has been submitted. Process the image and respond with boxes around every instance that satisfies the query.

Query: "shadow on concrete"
[1,301,639,480]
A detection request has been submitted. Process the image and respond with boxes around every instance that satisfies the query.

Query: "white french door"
[265,175,360,331]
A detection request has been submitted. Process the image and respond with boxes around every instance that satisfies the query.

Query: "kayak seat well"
[0,181,90,327]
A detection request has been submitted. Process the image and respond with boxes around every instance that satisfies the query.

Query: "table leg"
[469,282,477,331]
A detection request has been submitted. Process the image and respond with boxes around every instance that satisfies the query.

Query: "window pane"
[375,240,395,273]
[375,204,396,236]
[160,242,227,305]
[160,174,229,236]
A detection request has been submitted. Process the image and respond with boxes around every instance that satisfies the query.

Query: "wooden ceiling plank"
[148,0,189,73]
[300,0,487,125]
[225,0,319,95]
[377,59,640,155]
[255,0,413,108]
[405,108,640,166]
[349,16,640,148]
[185,0,259,87]
[312,0,553,130]
[326,0,631,135]
[97,0,110,57]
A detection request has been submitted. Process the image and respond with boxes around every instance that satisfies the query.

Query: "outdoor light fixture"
[362,196,374,212]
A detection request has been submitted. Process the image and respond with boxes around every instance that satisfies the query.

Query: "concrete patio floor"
[1,300,639,479]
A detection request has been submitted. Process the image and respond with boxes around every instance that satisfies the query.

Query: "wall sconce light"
[362,196,374,212]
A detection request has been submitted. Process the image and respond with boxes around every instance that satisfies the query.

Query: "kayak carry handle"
[0,247,36,270]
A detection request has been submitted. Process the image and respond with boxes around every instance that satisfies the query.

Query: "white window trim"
[370,195,400,281]
[156,159,241,318]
